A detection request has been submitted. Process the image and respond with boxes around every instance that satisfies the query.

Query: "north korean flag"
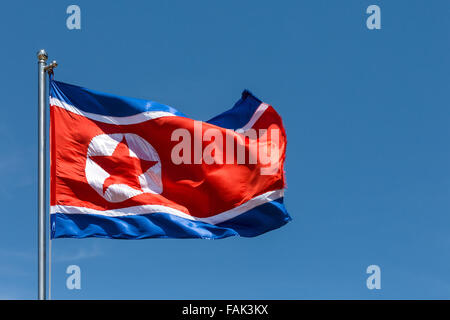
[50,80,291,239]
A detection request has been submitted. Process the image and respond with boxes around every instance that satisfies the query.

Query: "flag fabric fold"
[50,80,291,239]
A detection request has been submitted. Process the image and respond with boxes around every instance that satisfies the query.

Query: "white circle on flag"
[85,133,162,203]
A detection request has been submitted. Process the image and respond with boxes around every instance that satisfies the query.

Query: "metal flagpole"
[37,49,47,300]
[37,49,57,300]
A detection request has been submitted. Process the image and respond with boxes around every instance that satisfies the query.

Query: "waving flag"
[50,80,290,239]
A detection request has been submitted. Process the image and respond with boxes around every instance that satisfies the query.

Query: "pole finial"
[44,60,58,74]
[37,49,48,62]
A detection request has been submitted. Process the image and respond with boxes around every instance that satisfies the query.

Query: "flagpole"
[37,49,48,300]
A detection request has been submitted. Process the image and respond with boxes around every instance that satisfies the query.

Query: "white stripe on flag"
[50,97,176,125]
[50,189,284,225]
[235,103,269,133]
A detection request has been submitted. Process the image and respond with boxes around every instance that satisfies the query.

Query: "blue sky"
[0,0,449,299]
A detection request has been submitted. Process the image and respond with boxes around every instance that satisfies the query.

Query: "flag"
[50,80,291,239]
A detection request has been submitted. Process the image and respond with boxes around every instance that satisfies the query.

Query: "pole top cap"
[37,49,48,61]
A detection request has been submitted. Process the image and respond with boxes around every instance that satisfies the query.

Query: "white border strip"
[50,189,284,225]
[235,103,269,133]
[50,97,176,125]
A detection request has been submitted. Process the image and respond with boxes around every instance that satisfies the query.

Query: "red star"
[91,136,157,194]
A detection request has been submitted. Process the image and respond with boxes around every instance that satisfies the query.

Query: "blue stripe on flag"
[51,198,291,240]
[50,80,185,117]
[206,90,262,130]
[50,80,262,129]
